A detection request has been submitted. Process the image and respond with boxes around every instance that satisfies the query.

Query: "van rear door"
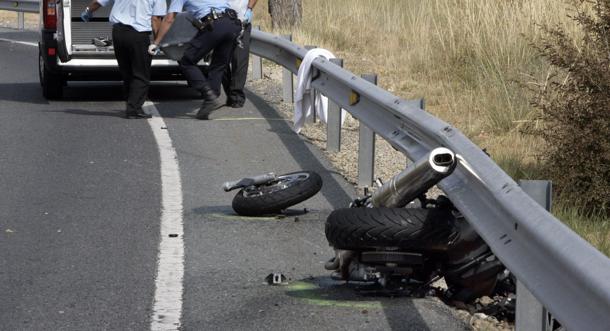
[55,0,70,62]
[56,0,114,61]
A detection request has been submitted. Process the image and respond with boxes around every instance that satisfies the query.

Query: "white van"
[38,0,191,99]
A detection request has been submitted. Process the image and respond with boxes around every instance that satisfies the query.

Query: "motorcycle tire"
[325,207,456,250]
[232,171,322,216]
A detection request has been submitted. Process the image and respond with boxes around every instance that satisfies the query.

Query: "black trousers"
[222,23,252,105]
[178,16,241,97]
[112,24,152,114]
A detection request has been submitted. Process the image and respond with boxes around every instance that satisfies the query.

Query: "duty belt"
[191,9,239,31]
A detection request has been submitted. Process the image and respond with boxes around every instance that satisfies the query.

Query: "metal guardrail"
[0,0,38,13]
[0,0,38,30]
[0,2,607,327]
[249,29,610,331]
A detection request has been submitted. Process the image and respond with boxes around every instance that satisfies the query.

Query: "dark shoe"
[125,111,152,119]
[196,97,224,120]
[226,100,244,108]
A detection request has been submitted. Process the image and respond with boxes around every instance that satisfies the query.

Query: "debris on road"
[445,293,515,331]
[225,171,322,216]
[265,273,287,285]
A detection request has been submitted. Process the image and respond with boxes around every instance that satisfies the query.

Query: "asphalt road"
[0,28,470,331]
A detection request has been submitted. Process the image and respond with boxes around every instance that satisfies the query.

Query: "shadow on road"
[0,77,352,210]
[61,82,199,102]
[46,108,125,118]
[0,82,48,105]
[245,88,354,210]
[283,277,432,331]
[0,81,199,105]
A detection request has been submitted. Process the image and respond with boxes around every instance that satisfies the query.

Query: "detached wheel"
[39,50,63,99]
[325,207,456,250]
[232,171,323,216]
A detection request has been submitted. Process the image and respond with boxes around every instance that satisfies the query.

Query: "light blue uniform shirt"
[168,0,231,20]
[227,0,248,20]
[97,0,167,32]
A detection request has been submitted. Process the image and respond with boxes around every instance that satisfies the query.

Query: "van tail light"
[43,0,57,30]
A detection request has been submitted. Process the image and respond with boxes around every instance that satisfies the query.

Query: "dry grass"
[255,0,582,134]
[555,205,610,256]
[253,0,580,182]
[252,0,608,254]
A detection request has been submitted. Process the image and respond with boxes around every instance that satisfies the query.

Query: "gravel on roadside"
[247,61,408,188]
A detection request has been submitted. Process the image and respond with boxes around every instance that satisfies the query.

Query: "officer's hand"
[244,8,253,24]
[148,44,160,56]
[80,8,93,22]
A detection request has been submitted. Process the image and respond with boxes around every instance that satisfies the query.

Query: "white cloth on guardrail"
[294,48,346,133]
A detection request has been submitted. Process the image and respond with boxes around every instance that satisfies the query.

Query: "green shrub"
[529,0,610,212]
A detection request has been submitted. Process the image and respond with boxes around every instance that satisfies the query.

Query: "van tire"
[39,50,63,99]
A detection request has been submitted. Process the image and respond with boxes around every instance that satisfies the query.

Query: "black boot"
[197,86,224,120]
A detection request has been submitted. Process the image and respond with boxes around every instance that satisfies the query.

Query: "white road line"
[144,101,185,331]
[0,34,187,325]
[212,117,288,121]
[0,38,37,47]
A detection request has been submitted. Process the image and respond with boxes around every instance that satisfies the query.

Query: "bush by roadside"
[528,0,610,213]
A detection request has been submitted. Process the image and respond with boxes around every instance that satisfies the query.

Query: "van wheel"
[39,50,63,99]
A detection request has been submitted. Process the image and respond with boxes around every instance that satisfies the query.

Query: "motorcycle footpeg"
[222,172,276,191]
[324,257,340,271]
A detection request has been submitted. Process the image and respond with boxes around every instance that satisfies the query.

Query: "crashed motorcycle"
[324,148,507,302]
[223,171,323,216]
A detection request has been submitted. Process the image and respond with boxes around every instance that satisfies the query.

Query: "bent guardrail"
[250,29,610,331]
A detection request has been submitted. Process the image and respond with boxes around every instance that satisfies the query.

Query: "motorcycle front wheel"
[232,171,323,216]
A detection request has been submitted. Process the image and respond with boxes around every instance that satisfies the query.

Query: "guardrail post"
[358,73,377,187]
[326,58,343,152]
[281,34,294,103]
[17,12,24,30]
[305,45,317,123]
[516,180,553,331]
[251,26,263,80]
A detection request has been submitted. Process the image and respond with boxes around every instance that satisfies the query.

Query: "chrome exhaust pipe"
[370,147,457,208]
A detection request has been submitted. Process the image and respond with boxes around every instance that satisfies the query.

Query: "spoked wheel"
[232,171,323,216]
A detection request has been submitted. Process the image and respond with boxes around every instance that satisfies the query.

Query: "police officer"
[81,0,167,119]
[152,1,242,120]
[223,0,258,108]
